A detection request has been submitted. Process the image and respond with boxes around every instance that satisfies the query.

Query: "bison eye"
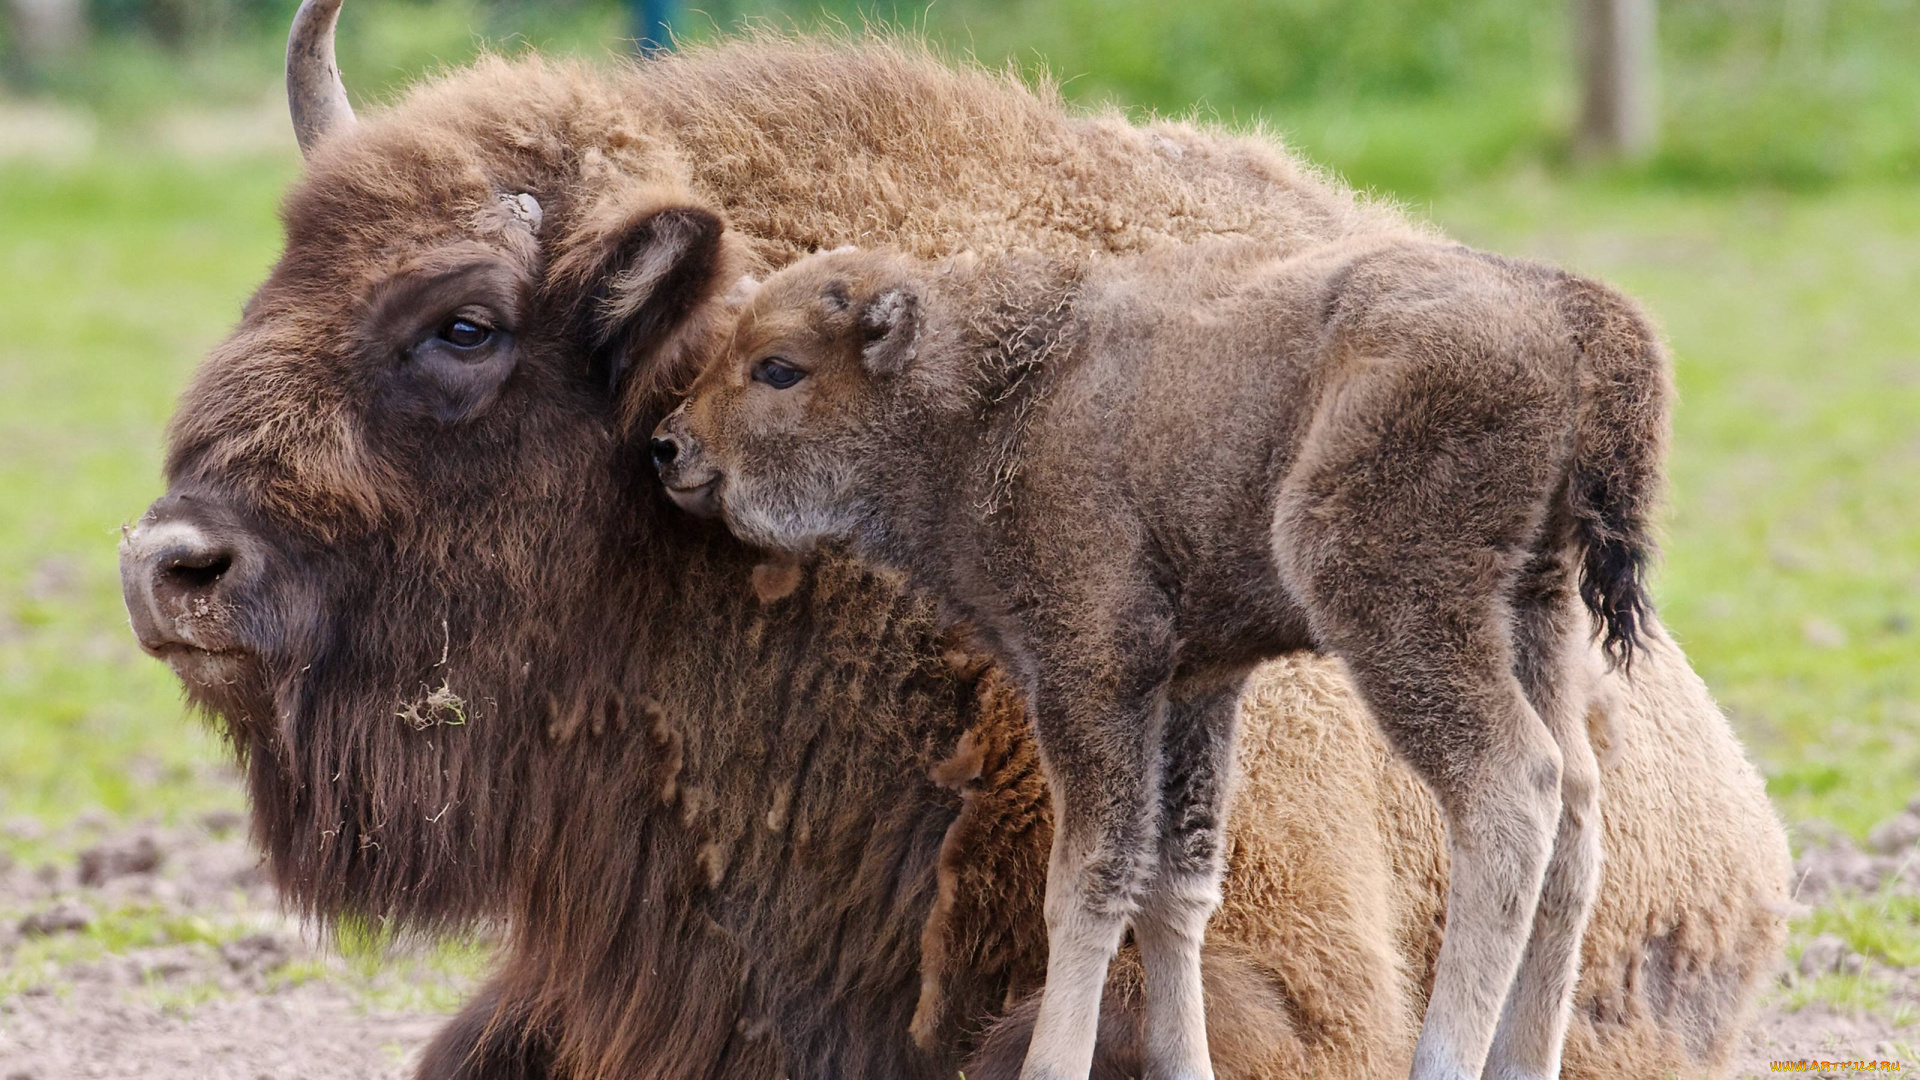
[438,317,494,350]
[753,358,804,390]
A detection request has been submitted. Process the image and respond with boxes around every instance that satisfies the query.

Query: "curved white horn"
[287,0,356,157]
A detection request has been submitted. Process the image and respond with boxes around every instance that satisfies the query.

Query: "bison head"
[118,0,745,927]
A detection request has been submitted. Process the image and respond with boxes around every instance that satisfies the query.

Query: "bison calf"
[651,238,1668,1080]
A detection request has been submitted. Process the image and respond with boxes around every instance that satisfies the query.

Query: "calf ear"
[857,286,921,377]
[547,192,737,399]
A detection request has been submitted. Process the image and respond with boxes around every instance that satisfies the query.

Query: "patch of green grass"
[315,913,496,1010]
[0,900,252,996]
[7,1,632,121]
[315,934,494,1012]
[323,915,496,1011]
[139,975,230,1014]
[86,904,244,953]
[11,0,1920,191]
[1798,890,1920,969]
[0,896,494,1009]
[333,915,396,981]
[1779,970,1895,1015]
[0,152,294,838]
[0,935,102,998]
[886,0,1920,192]
[352,936,496,1013]
[264,957,331,991]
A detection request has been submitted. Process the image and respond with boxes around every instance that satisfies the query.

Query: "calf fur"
[653,239,1669,1080]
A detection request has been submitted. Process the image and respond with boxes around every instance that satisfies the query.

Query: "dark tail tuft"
[1576,495,1655,672]
[1557,275,1671,672]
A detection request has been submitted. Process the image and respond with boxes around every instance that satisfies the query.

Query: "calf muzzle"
[651,409,723,518]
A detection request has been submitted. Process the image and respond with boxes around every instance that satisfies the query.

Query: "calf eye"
[754,358,805,389]
[439,317,494,350]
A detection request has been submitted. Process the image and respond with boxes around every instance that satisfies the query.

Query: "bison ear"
[857,286,920,377]
[549,197,735,397]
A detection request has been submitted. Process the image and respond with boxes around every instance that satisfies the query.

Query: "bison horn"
[287,0,356,157]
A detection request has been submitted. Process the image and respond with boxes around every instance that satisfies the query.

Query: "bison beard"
[120,20,1791,1080]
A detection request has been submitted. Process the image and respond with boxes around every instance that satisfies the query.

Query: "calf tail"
[1556,274,1671,672]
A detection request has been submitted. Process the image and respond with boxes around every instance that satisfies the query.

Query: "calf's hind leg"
[1272,339,1573,1078]
[1327,633,1563,1080]
[1482,555,1605,1080]
[1134,680,1245,1080]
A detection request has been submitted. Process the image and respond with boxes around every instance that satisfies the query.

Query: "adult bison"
[119,3,1788,1078]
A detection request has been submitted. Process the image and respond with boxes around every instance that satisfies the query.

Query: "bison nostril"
[122,508,247,657]
[158,544,234,594]
[650,437,679,468]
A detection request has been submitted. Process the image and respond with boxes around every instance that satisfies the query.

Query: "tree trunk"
[1575,0,1658,160]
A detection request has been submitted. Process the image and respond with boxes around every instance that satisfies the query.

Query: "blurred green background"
[0,0,1915,850]
[5,0,1920,188]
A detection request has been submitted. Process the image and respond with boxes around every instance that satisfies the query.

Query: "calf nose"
[650,435,680,469]
[120,503,241,654]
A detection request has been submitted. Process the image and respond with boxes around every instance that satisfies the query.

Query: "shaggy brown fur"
[654,238,1667,1079]
[115,22,1786,1080]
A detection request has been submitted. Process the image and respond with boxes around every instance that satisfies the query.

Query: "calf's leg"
[1134,681,1244,1080]
[1336,646,1561,1080]
[1271,351,1576,1077]
[1021,674,1166,1080]
[1482,557,1605,1080]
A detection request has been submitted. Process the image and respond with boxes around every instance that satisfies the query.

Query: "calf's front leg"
[1019,673,1167,1080]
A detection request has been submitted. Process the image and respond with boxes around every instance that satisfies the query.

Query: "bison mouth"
[142,641,251,687]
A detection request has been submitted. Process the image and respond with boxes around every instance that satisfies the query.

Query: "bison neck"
[491,531,1029,1078]
[245,490,1034,1077]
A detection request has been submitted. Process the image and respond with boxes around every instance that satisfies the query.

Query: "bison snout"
[120,496,249,664]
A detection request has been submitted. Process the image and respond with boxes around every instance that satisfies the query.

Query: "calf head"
[118,0,744,927]
[653,248,944,553]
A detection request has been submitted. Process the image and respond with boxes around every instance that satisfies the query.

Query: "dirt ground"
[0,815,477,1080]
[1,810,1915,1079]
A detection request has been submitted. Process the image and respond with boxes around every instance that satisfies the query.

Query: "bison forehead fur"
[139,33,1787,1080]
